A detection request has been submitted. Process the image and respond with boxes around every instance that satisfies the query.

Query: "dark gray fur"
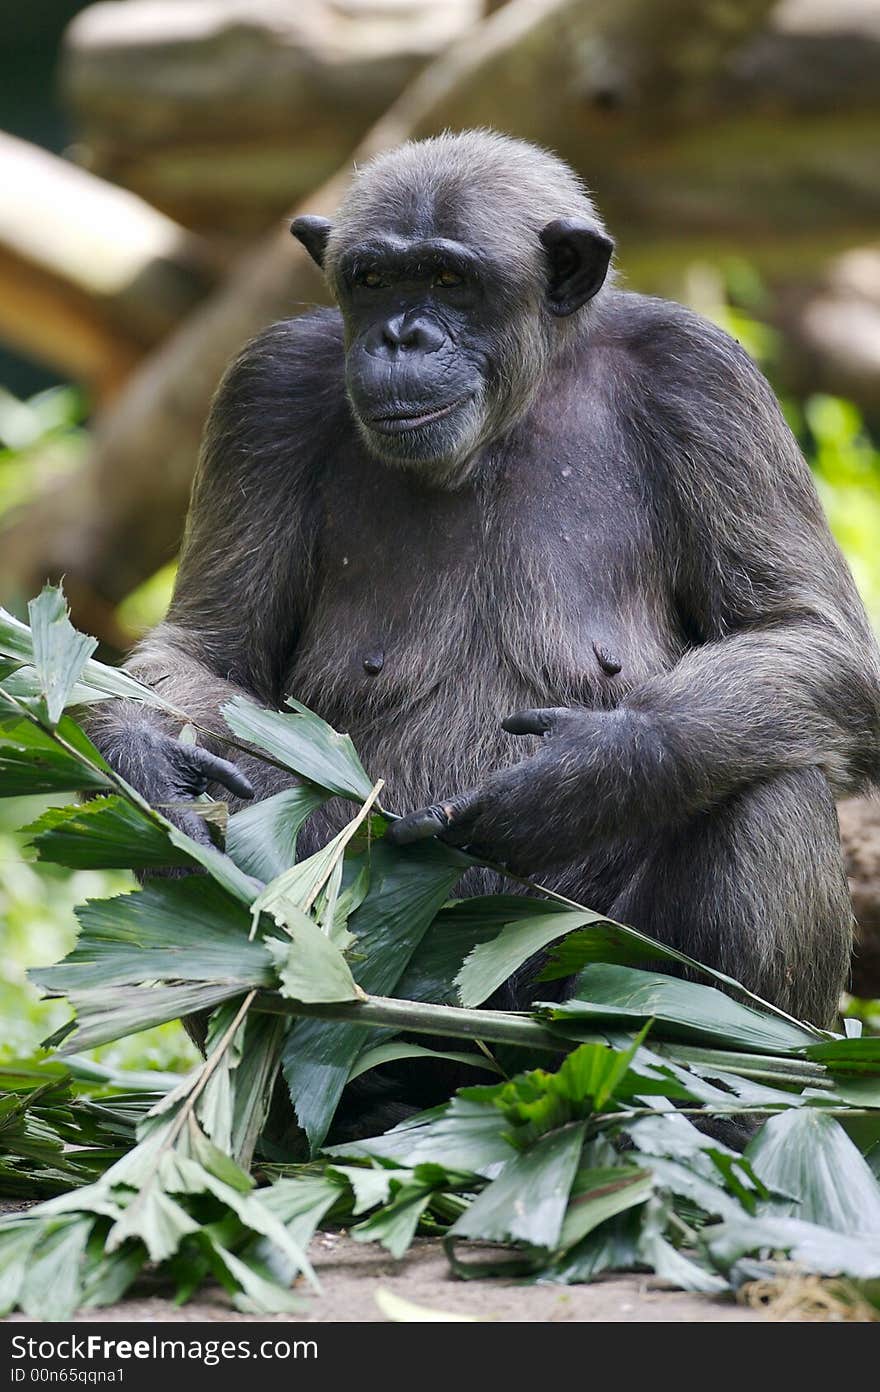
[88,131,880,1050]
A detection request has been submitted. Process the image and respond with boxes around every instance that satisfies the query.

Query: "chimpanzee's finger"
[386,791,480,845]
[179,809,219,846]
[385,803,453,844]
[501,707,569,737]
[187,745,255,800]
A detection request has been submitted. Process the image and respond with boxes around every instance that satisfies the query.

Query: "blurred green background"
[1,0,879,1063]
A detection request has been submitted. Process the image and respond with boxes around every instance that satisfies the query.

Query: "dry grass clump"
[740,1270,879,1322]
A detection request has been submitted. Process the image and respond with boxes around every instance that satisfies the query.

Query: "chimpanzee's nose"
[374,314,445,355]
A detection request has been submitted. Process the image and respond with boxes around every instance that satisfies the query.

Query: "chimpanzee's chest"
[286,401,682,727]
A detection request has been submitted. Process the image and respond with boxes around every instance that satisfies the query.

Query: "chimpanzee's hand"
[150,731,255,802]
[115,725,255,844]
[385,707,616,867]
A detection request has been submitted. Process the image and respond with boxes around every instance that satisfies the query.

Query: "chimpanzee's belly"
[283,404,683,823]
[286,552,679,822]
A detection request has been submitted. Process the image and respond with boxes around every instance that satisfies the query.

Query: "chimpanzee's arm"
[85,312,344,815]
[390,309,880,861]
[605,311,880,807]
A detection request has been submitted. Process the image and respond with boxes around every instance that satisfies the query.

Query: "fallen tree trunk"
[0,133,219,400]
[63,0,880,265]
[62,0,483,241]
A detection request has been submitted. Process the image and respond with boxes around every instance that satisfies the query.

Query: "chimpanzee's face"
[290,203,612,485]
[332,233,498,472]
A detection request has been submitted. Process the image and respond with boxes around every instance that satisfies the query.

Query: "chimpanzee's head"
[291,130,613,488]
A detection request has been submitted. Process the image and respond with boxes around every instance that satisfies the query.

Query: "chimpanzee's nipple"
[592,641,622,676]
[363,649,385,675]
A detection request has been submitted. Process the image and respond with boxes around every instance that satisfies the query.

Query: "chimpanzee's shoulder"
[226,309,346,409]
[251,308,344,360]
[202,310,350,479]
[598,290,767,401]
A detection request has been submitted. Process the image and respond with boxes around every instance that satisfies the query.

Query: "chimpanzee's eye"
[358,270,384,288]
[434,269,463,288]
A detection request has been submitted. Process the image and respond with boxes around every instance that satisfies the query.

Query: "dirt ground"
[4,1232,768,1323]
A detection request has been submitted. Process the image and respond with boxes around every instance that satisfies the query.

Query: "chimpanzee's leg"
[607,766,852,1027]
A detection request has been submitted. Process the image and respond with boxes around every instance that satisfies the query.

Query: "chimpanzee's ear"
[290,216,333,269]
[539,218,614,317]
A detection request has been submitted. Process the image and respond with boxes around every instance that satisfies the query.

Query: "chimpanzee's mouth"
[368,396,470,434]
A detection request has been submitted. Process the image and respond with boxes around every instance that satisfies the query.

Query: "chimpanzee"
[88,130,880,1034]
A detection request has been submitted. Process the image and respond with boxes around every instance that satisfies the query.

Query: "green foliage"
[806,394,880,626]
[115,562,177,638]
[0,712,111,796]
[748,1110,880,1231]
[538,964,819,1053]
[28,588,98,728]
[0,387,86,520]
[25,797,197,870]
[281,838,466,1154]
[223,695,376,801]
[0,1063,152,1198]
[320,1040,880,1292]
[0,1079,316,1318]
[2,586,880,1317]
[0,799,195,1072]
[34,877,276,1051]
